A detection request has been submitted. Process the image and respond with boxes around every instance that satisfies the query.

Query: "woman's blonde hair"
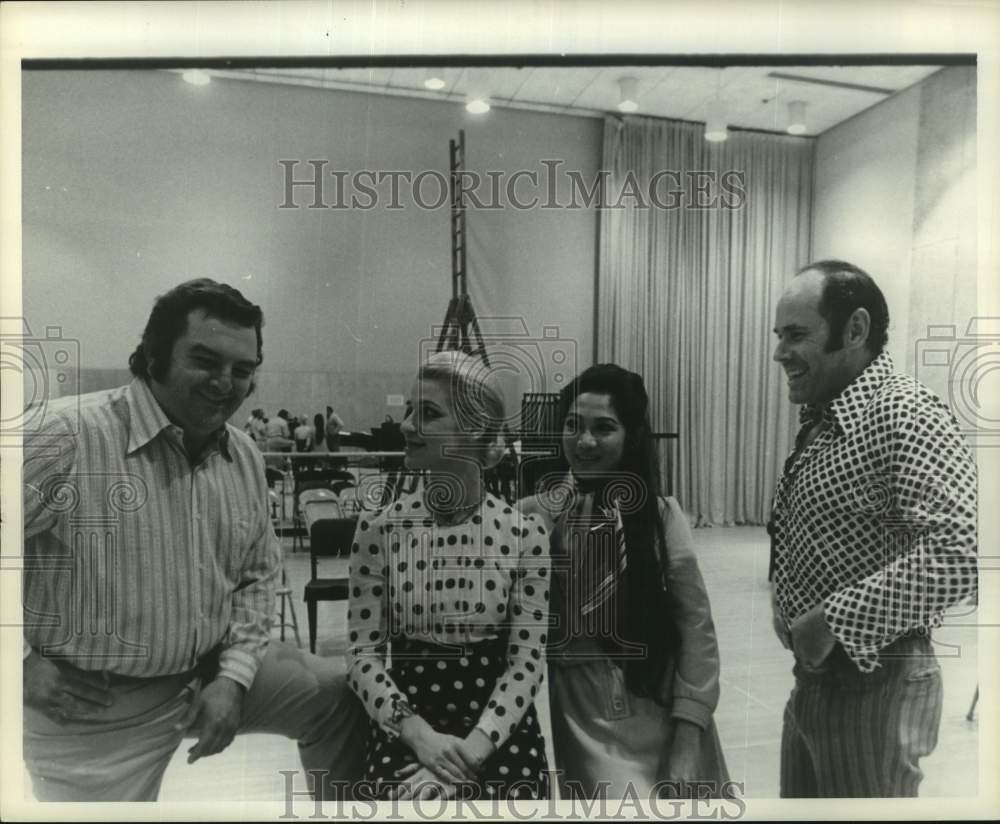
[417,350,506,467]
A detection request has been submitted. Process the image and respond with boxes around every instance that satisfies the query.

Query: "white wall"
[812,66,977,399]
[812,82,921,368]
[22,70,601,431]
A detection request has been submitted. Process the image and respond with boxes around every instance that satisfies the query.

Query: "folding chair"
[292,487,343,552]
[303,517,356,654]
[291,469,354,549]
[299,488,343,524]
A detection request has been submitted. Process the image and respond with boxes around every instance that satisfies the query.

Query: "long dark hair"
[557,363,678,702]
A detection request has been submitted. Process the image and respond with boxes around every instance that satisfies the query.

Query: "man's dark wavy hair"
[128,278,264,383]
[798,260,889,355]
[557,363,679,703]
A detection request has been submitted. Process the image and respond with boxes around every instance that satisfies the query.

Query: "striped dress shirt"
[23,379,279,688]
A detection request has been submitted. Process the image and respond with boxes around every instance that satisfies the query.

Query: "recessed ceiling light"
[617,77,639,113]
[704,99,728,142]
[182,69,211,86]
[786,100,808,135]
[424,76,446,91]
[466,98,490,114]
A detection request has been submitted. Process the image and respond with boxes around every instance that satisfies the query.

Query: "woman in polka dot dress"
[346,351,551,800]
[520,364,730,800]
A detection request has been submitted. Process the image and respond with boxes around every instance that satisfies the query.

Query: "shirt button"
[612,699,624,711]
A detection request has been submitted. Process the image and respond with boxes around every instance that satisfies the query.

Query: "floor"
[157,525,980,801]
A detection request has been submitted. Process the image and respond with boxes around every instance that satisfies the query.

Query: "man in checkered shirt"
[768,260,977,797]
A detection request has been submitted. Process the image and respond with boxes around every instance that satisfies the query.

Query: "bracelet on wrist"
[385,695,415,739]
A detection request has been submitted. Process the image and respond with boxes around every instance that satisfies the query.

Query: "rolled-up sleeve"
[219,514,280,689]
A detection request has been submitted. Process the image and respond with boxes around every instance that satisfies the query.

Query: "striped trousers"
[780,634,943,797]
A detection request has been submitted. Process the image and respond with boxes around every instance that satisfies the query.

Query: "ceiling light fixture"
[617,76,639,113]
[424,74,446,91]
[466,97,490,114]
[786,100,808,135]
[704,99,728,142]
[181,69,211,86]
[704,68,729,142]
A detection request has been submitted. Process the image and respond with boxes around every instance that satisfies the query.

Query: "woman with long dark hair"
[519,363,728,799]
[313,412,326,450]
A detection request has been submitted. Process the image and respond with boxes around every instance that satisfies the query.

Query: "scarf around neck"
[556,471,628,621]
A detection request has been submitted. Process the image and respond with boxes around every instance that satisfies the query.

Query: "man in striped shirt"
[22,279,365,801]
[769,261,978,797]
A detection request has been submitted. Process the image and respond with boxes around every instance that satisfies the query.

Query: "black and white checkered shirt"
[769,353,978,672]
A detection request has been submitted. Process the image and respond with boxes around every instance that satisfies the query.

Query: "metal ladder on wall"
[436,129,490,364]
[382,130,495,508]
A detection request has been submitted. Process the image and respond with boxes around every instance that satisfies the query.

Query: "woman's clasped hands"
[390,720,495,800]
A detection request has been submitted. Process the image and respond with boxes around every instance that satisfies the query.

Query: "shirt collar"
[799,352,894,437]
[125,378,232,460]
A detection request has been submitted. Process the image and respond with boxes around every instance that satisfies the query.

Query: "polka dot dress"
[346,488,552,798]
[364,637,549,799]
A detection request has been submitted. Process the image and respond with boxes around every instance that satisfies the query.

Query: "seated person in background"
[265,410,293,452]
[266,411,289,439]
[22,279,366,801]
[294,414,314,452]
[346,350,551,800]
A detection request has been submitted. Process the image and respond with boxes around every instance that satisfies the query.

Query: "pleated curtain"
[597,116,814,525]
